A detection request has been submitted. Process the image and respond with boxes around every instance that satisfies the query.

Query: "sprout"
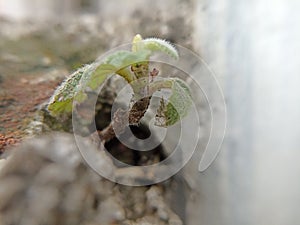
[47,34,192,139]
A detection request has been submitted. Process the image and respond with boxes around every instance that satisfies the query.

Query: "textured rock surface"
[0,133,183,225]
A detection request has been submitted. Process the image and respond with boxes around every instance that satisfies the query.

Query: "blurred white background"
[195,1,300,225]
[1,0,300,225]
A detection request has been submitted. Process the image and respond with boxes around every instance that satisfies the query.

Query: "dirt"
[0,74,62,152]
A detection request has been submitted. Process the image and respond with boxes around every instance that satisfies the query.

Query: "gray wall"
[193,0,300,225]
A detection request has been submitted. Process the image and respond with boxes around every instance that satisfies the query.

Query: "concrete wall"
[194,0,300,225]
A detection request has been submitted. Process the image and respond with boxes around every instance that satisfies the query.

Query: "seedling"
[47,34,192,142]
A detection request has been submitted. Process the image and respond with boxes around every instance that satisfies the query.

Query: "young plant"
[47,34,192,141]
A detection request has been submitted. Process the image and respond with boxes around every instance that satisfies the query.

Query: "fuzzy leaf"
[142,37,179,60]
[86,63,116,89]
[132,34,179,60]
[154,78,192,127]
[105,50,151,68]
[47,65,89,116]
[47,63,114,117]
[105,50,152,81]
[47,50,151,117]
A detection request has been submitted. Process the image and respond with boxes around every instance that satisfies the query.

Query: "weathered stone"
[0,133,183,225]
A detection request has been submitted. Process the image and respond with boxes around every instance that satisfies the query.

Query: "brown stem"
[96,67,160,144]
[97,96,151,143]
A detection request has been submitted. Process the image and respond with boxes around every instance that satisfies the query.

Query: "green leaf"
[105,50,151,68]
[47,50,151,117]
[132,34,179,60]
[105,50,151,80]
[154,78,192,127]
[86,63,116,89]
[142,38,179,60]
[47,62,113,117]
[47,65,88,117]
[47,98,73,116]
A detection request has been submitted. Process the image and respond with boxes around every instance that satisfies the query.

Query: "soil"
[0,74,62,153]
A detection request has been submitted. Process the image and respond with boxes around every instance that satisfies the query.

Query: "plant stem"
[97,96,151,143]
